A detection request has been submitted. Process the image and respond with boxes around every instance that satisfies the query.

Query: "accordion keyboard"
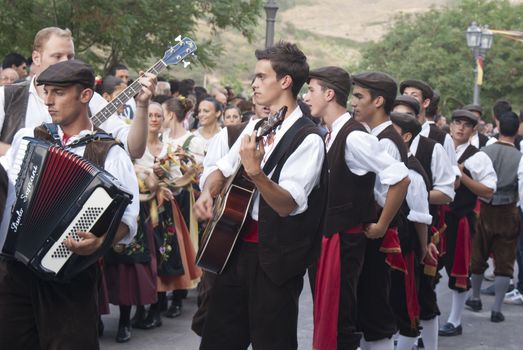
[40,186,113,274]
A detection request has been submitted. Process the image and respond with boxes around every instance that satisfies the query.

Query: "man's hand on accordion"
[64,231,105,256]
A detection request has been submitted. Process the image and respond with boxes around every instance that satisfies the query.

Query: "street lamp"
[264,0,279,48]
[466,22,494,105]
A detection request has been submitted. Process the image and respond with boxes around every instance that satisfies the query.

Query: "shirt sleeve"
[463,151,497,191]
[406,170,432,224]
[199,128,230,190]
[278,133,325,215]
[345,130,408,185]
[444,134,461,177]
[430,143,456,200]
[91,92,130,154]
[103,146,140,245]
[378,138,402,162]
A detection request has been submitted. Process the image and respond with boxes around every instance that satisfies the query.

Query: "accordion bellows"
[3,137,133,282]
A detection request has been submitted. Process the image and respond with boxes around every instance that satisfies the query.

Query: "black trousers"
[200,242,304,350]
[337,232,367,349]
[191,270,217,336]
[418,269,440,320]
[357,238,397,341]
[0,259,99,350]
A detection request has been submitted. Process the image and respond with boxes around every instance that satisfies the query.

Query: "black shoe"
[165,304,182,318]
[142,311,162,329]
[438,322,462,336]
[115,324,131,343]
[491,311,505,323]
[465,297,482,312]
[98,317,104,337]
[417,338,424,348]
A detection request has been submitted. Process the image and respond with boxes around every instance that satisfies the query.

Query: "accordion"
[2,137,133,282]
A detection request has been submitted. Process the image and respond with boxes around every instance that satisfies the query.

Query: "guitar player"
[194,41,328,350]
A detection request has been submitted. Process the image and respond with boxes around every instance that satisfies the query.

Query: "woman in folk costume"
[127,98,201,326]
[192,96,223,152]
[103,103,166,343]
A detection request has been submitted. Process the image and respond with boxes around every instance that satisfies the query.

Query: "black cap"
[393,95,420,115]
[462,104,483,116]
[451,109,478,126]
[399,79,434,100]
[37,60,95,89]
[352,71,397,99]
[390,111,422,138]
[308,66,351,104]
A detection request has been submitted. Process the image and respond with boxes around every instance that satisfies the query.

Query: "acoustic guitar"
[196,106,287,274]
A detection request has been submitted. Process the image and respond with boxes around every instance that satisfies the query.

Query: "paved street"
[100,264,522,350]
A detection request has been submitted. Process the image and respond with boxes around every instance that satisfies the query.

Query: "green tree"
[0,0,262,73]
[357,0,523,117]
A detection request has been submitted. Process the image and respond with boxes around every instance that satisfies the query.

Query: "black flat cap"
[390,111,422,138]
[393,95,420,115]
[462,104,483,116]
[451,109,478,126]
[399,79,434,100]
[352,71,397,100]
[308,66,352,101]
[37,60,95,89]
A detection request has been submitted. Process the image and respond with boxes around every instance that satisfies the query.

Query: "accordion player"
[0,130,137,282]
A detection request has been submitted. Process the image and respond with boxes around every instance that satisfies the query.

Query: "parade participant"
[303,67,409,350]
[194,41,327,350]
[0,60,141,349]
[193,97,223,152]
[103,103,163,343]
[469,111,523,323]
[392,95,455,350]
[388,112,434,350]
[463,104,490,148]
[0,27,156,158]
[400,79,460,177]
[223,104,243,126]
[437,110,496,336]
[392,95,420,116]
[349,72,411,350]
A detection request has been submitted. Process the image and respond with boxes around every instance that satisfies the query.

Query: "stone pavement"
[100,267,522,350]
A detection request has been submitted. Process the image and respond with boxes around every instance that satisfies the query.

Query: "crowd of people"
[0,26,521,350]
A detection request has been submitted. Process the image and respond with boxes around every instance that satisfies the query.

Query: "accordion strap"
[43,123,63,147]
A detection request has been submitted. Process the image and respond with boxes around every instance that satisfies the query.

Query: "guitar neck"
[91,60,167,127]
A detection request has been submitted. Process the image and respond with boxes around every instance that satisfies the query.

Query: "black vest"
[258,120,328,286]
[376,123,408,163]
[478,133,489,148]
[414,135,439,226]
[325,118,377,236]
[450,145,479,218]
[1,81,31,144]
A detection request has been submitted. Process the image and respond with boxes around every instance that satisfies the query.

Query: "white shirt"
[421,121,460,177]
[329,113,409,208]
[199,128,231,190]
[192,127,222,155]
[410,134,456,201]
[215,106,325,220]
[406,167,432,225]
[371,120,402,161]
[455,142,497,201]
[0,77,130,152]
[0,126,139,250]
[470,132,489,149]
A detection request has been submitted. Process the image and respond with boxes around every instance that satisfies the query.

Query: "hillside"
[168,0,515,94]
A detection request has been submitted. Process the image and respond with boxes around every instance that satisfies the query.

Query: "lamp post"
[466,22,493,105]
[264,0,279,48]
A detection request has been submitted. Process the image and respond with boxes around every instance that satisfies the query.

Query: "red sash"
[404,251,420,328]
[379,227,406,273]
[313,225,364,350]
[450,216,471,289]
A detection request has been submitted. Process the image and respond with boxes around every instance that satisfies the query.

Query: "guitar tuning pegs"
[182,60,191,68]
[175,35,182,42]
